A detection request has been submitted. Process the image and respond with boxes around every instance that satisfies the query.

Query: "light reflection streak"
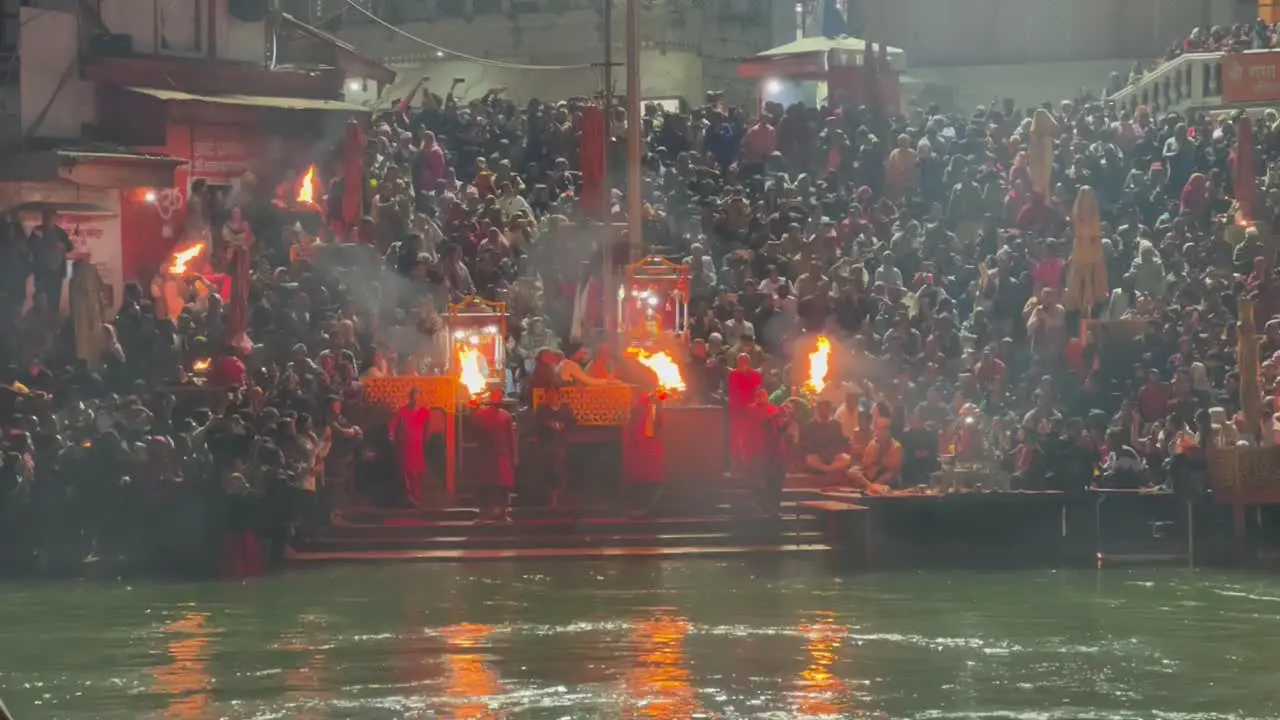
[441,622,505,719]
[149,612,213,720]
[796,610,851,717]
[281,615,331,720]
[624,614,701,719]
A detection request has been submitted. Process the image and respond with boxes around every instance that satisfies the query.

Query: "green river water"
[1,559,1278,719]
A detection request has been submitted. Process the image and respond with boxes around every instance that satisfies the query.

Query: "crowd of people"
[0,46,1277,577]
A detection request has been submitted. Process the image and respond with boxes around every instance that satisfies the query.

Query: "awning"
[123,86,367,112]
[741,35,907,79]
[278,12,396,86]
[0,148,184,188]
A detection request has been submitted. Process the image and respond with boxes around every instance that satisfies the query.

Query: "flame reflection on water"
[441,622,505,720]
[624,614,700,719]
[795,610,853,717]
[150,612,213,720]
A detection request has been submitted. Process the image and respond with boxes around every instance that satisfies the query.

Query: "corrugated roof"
[124,87,367,112]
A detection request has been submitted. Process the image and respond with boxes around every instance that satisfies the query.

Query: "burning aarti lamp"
[447,296,507,403]
[274,165,326,238]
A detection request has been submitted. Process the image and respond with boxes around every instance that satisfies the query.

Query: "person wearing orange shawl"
[471,387,517,522]
[1179,172,1210,226]
[857,418,900,490]
[473,157,497,198]
[884,134,918,203]
[726,353,763,475]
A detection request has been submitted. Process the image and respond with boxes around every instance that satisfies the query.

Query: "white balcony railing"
[1110,51,1225,115]
[1109,48,1280,115]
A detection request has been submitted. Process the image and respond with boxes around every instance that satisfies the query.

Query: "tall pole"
[601,0,617,344]
[625,0,642,262]
[602,0,614,101]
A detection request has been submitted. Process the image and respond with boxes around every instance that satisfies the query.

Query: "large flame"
[805,336,832,394]
[296,165,317,205]
[192,358,211,373]
[168,242,204,275]
[628,348,685,393]
[458,347,488,397]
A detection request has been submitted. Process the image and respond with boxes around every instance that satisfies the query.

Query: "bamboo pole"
[625,0,642,262]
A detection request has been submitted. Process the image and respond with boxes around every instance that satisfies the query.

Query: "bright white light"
[468,335,481,345]
[764,79,782,95]
[436,50,446,58]
[794,2,803,11]
[144,190,157,203]
[454,330,467,339]
[346,79,362,92]
[645,295,659,307]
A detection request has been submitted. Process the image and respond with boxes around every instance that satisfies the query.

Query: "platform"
[807,488,1239,568]
[289,491,831,564]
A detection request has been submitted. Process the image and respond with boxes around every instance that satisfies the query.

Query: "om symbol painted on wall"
[152,188,185,221]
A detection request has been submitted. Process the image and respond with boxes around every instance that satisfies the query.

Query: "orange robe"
[625,395,666,484]
[470,406,516,489]
[390,406,432,502]
[727,368,762,467]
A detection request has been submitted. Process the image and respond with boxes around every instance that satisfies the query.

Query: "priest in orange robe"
[726,353,763,474]
[471,387,517,521]
[389,389,432,506]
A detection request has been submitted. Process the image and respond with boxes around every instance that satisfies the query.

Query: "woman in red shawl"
[726,353,763,474]
[1180,172,1209,226]
[1015,190,1058,237]
[1004,177,1032,226]
[1007,151,1032,190]
[470,387,517,521]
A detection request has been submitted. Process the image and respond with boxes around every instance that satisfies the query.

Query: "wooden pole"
[625,0,642,262]
[601,0,617,348]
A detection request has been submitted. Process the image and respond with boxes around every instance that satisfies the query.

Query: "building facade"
[318,0,790,107]
[0,0,388,308]
[318,0,1252,112]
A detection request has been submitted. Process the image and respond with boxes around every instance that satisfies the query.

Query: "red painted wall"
[120,122,264,284]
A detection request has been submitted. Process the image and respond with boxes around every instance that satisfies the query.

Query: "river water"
[1,559,1278,719]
